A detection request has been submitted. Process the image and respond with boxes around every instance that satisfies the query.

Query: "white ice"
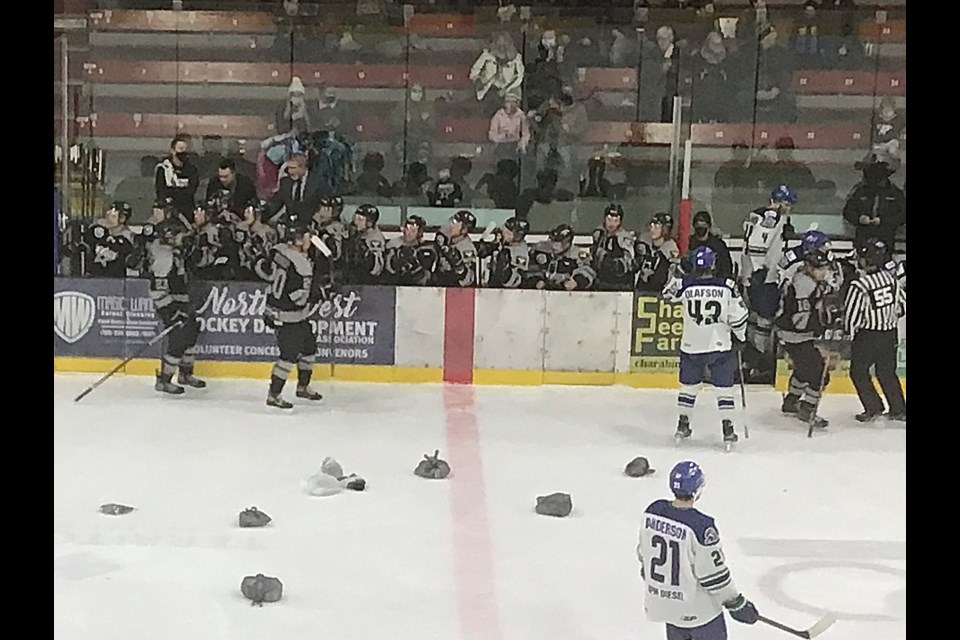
[54,374,906,640]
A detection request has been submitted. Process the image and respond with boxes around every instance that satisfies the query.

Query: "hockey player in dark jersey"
[344,204,387,285]
[146,218,206,394]
[775,250,836,429]
[528,224,596,291]
[310,197,350,285]
[590,203,638,292]
[259,220,330,409]
[476,217,530,289]
[235,199,276,281]
[385,215,439,286]
[188,202,242,281]
[434,210,480,288]
[86,201,137,278]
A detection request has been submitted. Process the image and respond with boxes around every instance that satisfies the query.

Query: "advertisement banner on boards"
[54,278,397,366]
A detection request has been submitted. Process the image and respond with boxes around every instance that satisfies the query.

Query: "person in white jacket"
[469,33,525,104]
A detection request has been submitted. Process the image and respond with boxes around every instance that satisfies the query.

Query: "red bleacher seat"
[78,113,276,138]
[859,19,906,43]
[792,70,905,96]
[407,13,476,38]
[689,124,871,149]
[88,10,276,34]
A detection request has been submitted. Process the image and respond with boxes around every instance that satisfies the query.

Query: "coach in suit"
[268,153,327,224]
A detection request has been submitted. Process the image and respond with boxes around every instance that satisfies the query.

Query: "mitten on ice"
[624,457,655,477]
[306,471,344,497]
[535,492,573,517]
[240,574,283,606]
[321,456,345,479]
[238,507,272,528]
[414,450,451,479]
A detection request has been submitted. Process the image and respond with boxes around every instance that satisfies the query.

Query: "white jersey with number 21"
[637,500,741,628]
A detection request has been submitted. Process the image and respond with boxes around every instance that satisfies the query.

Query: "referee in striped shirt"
[843,238,906,422]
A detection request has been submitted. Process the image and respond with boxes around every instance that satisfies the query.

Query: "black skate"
[885,410,906,422]
[855,411,882,423]
[798,401,829,431]
[722,419,739,452]
[296,385,323,401]
[178,372,207,389]
[155,372,184,395]
[781,393,800,415]
[266,393,294,410]
[675,415,692,445]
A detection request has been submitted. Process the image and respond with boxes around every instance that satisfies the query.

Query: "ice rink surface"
[54,374,906,640]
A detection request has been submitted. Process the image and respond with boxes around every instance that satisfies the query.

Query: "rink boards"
[53,278,905,394]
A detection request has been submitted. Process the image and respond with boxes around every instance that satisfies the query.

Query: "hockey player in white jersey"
[663,246,748,449]
[637,460,759,640]
[740,185,796,383]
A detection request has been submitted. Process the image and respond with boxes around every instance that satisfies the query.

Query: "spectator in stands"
[687,1,719,50]
[275,76,319,135]
[204,158,258,217]
[871,96,905,169]
[842,156,906,249]
[531,92,588,186]
[564,30,606,70]
[469,33,525,107]
[650,26,682,123]
[792,0,826,69]
[390,83,435,166]
[689,32,733,123]
[155,134,199,223]
[427,168,464,208]
[450,157,478,205]
[316,86,355,137]
[610,2,652,67]
[475,159,520,210]
[767,137,816,192]
[268,153,324,224]
[823,19,866,70]
[113,155,159,224]
[525,29,567,111]
[735,0,770,45]
[488,93,531,162]
[354,152,393,198]
[687,210,733,279]
[395,162,432,200]
[713,142,756,190]
[517,168,575,219]
[738,25,797,123]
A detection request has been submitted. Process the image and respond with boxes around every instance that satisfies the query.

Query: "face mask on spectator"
[175,152,189,163]
[410,87,424,103]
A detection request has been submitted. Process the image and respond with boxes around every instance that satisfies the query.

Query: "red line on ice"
[444,385,501,640]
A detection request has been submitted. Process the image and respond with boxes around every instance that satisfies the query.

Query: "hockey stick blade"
[310,234,333,258]
[759,613,836,639]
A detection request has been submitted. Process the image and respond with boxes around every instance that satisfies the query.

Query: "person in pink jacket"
[488,93,530,161]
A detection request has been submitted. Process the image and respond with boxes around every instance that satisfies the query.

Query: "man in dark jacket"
[687,211,734,279]
[268,153,325,225]
[155,134,199,223]
[842,157,906,249]
[204,158,258,218]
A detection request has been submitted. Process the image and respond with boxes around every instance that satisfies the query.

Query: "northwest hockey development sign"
[53,278,397,366]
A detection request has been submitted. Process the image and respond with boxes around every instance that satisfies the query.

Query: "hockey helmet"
[804,249,830,269]
[691,246,717,273]
[245,198,269,218]
[319,196,344,215]
[354,204,380,226]
[549,223,575,245]
[669,460,705,500]
[451,210,477,231]
[650,212,673,227]
[285,219,312,242]
[604,203,625,219]
[800,229,829,253]
[770,184,798,205]
[157,218,187,244]
[110,201,133,222]
[503,217,530,239]
[404,214,426,230]
[857,237,890,270]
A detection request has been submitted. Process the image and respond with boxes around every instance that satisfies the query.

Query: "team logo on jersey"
[703,526,720,545]
[53,291,96,344]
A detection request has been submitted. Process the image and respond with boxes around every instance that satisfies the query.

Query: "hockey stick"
[808,348,833,438]
[759,613,837,639]
[736,349,750,439]
[309,235,336,381]
[73,320,184,403]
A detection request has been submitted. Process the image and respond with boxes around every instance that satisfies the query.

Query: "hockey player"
[86,201,137,278]
[590,203,638,292]
[777,229,829,284]
[434,210,480,287]
[663,246,748,448]
[528,224,596,291]
[310,196,350,284]
[236,198,276,281]
[637,460,760,639]
[344,204,386,285]
[476,216,531,289]
[385,215,438,286]
[740,184,797,383]
[775,250,836,429]
[188,202,241,281]
[636,212,680,294]
[258,220,327,409]
[146,218,206,394]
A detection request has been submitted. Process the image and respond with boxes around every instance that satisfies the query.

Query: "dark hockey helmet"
[354,204,380,226]
[650,212,673,228]
[285,219,312,242]
[503,217,530,238]
[319,196,344,215]
[404,215,426,230]
[110,201,133,221]
[157,218,186,244]
[804,250,830,269]
[603,203,625,219]
[549,223,575,245]
[155,197,177,214]
[857,237,890,270]
[245,198,269,218]
[452,210,478,231]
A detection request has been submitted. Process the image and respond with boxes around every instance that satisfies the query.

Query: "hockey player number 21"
[687,300,722,326]
[650,535,681,586]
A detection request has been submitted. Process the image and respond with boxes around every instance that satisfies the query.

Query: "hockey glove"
[263,307,279,330]
[238,506,272,528]
[240,574,283,606]
[724,594,759,625]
